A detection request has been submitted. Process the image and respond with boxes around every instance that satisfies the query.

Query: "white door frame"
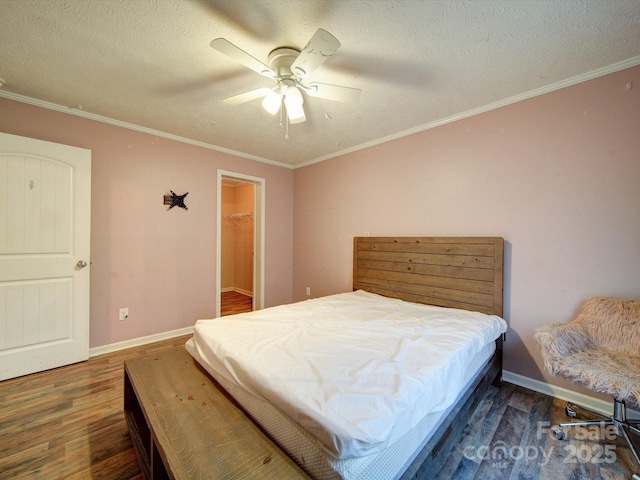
[216,170,265,316]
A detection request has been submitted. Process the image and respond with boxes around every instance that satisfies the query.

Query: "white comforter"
[188,290,507,459]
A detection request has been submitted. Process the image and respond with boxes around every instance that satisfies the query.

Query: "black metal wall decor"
[164,190,188,210]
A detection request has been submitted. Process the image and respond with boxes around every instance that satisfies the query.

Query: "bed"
[186,236,506,480]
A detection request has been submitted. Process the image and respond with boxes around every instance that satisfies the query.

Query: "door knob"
[76,260,88,269]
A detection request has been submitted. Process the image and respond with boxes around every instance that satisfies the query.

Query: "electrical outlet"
[119,308,129,321]
[306,287,311,296]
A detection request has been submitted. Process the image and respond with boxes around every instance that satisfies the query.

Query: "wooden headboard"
[353,237,504,316]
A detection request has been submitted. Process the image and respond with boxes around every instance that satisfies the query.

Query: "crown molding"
[295,55,640,169]
[2,54,638,171]
[0,90,294,170]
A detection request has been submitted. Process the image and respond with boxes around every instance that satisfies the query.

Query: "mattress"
[186,337,495,480]
[186,291,506,469]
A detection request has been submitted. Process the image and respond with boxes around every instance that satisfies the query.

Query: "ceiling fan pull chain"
[285,112,290,140]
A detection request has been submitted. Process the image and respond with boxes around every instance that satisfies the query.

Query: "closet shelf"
[223,211,253,229]
[222,212,253,219]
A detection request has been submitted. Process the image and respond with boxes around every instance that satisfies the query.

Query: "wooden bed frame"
[353,236,503,316]
[124,236,505,479]
[353,236,504,479]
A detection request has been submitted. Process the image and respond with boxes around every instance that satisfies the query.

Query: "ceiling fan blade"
[290,28,341,79]
[210,38,276,78]
[305,82,361,103]
[222,87,273,105]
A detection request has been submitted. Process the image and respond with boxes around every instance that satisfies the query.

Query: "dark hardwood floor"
[0,335,191,480]
[221,290,253,316]
[436,382,639,480]
[1,334,638,479]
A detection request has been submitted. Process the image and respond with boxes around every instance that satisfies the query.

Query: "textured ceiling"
[1,0,639,167]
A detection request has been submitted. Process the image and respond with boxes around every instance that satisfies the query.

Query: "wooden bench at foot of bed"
[124,340,502,480]
[124,346,310,480]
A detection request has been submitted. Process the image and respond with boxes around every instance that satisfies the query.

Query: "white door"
[0,132,91,381]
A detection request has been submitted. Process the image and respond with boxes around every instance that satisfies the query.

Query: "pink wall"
[293,65,640,396]
[0,97,294,348]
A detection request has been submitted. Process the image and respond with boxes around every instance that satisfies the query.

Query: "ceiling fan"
[210,28,361,129]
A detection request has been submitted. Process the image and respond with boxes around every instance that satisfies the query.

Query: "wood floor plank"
[0,334,191,480]
[221,290,252,316]
[507,392,553,480]
[434,386,499,480]
[439,385,639,480]
[474,405,528,479]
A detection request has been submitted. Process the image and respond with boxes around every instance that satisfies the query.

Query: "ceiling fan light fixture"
[212,28,360,134]
[286,104,306,124]
[284,88,305,124]
[261,89,282,115]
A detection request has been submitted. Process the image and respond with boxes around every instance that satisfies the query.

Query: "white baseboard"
[233,287,253,297]
[89,326,194,358]
[503,370,640,419]
[220,287,253,297]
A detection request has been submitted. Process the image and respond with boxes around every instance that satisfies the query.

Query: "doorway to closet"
[216,170,264,317]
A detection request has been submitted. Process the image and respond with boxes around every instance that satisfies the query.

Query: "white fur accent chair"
[535,296,640,478]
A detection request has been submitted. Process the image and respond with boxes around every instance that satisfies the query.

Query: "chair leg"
[558,419,614,429]
[566,401,608,420]
[552,398,640,476]
[552,419,614,440]
[619,424,640,465]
